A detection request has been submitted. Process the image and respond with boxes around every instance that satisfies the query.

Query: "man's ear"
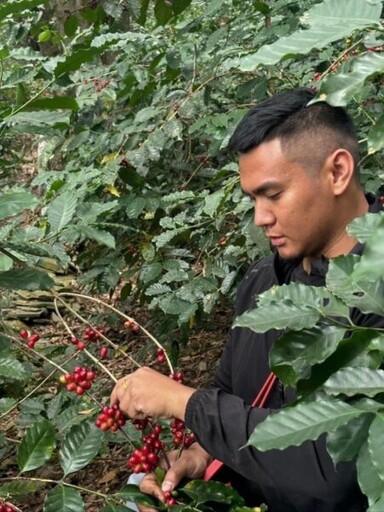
[326,148,355,196]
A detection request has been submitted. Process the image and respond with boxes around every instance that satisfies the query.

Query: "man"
[111,88,383,511]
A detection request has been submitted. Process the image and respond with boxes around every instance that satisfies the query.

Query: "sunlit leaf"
[247,400,365,451]
[325,367,384,397]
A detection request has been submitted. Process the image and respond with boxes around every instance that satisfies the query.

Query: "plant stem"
[53,297,120,382]
[54,295,140,369]
[58,292,175,374]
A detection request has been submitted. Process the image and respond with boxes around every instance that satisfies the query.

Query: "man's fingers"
[139,472,164,501]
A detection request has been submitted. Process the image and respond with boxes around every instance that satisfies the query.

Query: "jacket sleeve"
[184,388,366,512]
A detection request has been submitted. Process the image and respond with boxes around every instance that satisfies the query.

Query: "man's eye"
[267,192,281,201]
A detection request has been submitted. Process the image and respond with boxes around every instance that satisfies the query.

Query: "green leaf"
[47,192,78,232]
[114,485,157,506]
[271,326,346,386]
[368,412,384,483]
[247,400,365,451]
[234,302,320,333]
[181,480,245,507]
[368,494,384,512]
[353,228,384,281]
[0,0,48,20]
[325,367,384,397]
[18,420,56,472]
[0,358,28,381]
[348,213,384,243]
[203,190,226,217]
[326,255,384,315]
[0,192,38,220]
[24,97,79,111]
[54,48,104,77]
[297,329,378,398]
[368,114,384,155]
[60,422,103,476]
[318,52,384,107]
[357,441,384,507]
[0,480,41,498]
[227,0,382,71]
[5,111,71,131]
[76,226,116,249]
[172,0,192,15]
[154,0,173,25]
[43,485,84,512]
[0,269,54,291]
[64,15,79,37]
[327,413,374,465]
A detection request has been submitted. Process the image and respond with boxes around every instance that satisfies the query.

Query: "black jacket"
[185,194,384,512]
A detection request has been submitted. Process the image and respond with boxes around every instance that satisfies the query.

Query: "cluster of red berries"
[83,77,110,93]
[128,423,165,474]
[20,329,40,348]
[96,404,126,432]
[163,490,177,507]
[60,366,96,395]
[170,418,196,448]
[124,319,141,333]
[0,503,16,512]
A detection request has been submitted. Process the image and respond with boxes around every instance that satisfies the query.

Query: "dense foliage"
[1,0,384,510]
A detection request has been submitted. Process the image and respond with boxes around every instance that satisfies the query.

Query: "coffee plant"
[1,0,384,509]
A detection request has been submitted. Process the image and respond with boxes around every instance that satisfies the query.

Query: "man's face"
[239,138,339,260]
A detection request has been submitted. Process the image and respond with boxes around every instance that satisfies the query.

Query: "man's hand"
[110,367,196,421]
[138,443,213,512]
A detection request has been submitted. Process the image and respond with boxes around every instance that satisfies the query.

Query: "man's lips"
[268,235,286,247]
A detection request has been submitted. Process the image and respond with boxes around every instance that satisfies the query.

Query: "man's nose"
[254,201,275,227]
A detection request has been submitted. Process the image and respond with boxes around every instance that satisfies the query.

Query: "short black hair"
[228,88,359,172]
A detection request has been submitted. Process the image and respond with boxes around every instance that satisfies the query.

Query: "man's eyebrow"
[241,181,281,198]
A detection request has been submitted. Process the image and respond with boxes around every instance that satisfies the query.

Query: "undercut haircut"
[228,88,360,177]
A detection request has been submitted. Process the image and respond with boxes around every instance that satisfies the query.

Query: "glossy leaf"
[18,420,56,472]
[368,412,384,482]
[271,325,346,386]
[47,193,78,232]
[348,213,384,243]
[318,52,384,106]
[234,301,320,333]
[181,480,245,507]
[325,367,384,397]
[227,0,381,70]
[247,400,365,451]
[354,228,384,280]
[60,422,103,476]
[0,191,38,220]
[0,269,54,290]
[357,442,384,507]
[326,255,384,315]
[327,413,374,465]
[257,282,328,308]
[43,485,84,512]
[297,329,377,398]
